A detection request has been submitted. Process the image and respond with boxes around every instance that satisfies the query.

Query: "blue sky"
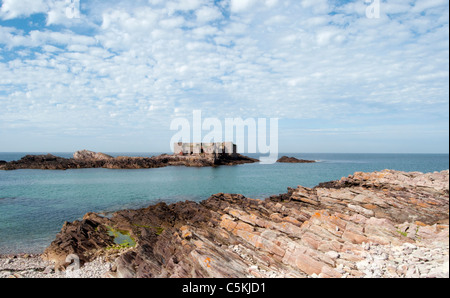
[0,0,448,153]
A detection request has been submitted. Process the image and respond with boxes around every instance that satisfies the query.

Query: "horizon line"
[0,151,448,155]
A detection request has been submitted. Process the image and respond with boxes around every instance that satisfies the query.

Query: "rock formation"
[277,156,316,163]
[73,150,113,161]
[0,154,87,170]
[0,150,258,171]
[42,170,449,278]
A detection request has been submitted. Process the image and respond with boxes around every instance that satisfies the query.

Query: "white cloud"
[159,16,185,29]
[167,0,206,12]
[230,0,280,13]
[412,0,448,13]
[0,0,93,27]
[230,0,257,13]
[0,0,47,19]
[300,0,330,14]
[0,0,448,152]
[196,5,223,23]
[265,15,287,26]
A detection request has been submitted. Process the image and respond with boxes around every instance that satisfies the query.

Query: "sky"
[0,0,448,153]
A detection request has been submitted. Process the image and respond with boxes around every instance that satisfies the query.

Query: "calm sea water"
[0,152,448,254]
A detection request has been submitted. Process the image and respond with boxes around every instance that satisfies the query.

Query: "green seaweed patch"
[397,230,408,237]
[106,243,134,251]
[106,226,136,248]
[155,227,164,236]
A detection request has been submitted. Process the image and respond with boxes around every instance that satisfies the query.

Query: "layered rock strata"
[42,170,449,278]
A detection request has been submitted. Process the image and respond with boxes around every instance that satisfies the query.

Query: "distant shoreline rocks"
[0,149,258,171]
[73,150,114,161]
[277,156,316,163]
[0,152,322,170]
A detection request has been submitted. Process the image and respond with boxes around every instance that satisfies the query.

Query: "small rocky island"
[0,143,258,171]
[3,169,444,278]
[277,156,316,163]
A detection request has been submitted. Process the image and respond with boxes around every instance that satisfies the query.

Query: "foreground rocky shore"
[1,170,449,278]
[0,150,258,171]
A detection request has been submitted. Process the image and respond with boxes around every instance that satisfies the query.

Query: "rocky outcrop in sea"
[0,150,258,171]
[37,170,448,278]
[277,156,316,163]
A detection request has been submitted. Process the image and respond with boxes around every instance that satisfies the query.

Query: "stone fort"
[174,142,237,156]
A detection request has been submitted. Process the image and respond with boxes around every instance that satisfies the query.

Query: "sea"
[0,152,448,254]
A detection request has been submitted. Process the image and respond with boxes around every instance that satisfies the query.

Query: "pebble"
[0,256,113,279]
[355,241,449,278]
[325,251,340,260]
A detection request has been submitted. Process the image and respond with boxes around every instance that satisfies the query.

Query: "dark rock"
[277,156,316,163]
[0,150,259,171]
[42,214,116,268]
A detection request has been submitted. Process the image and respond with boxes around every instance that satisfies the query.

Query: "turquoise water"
[0,153,448,254]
